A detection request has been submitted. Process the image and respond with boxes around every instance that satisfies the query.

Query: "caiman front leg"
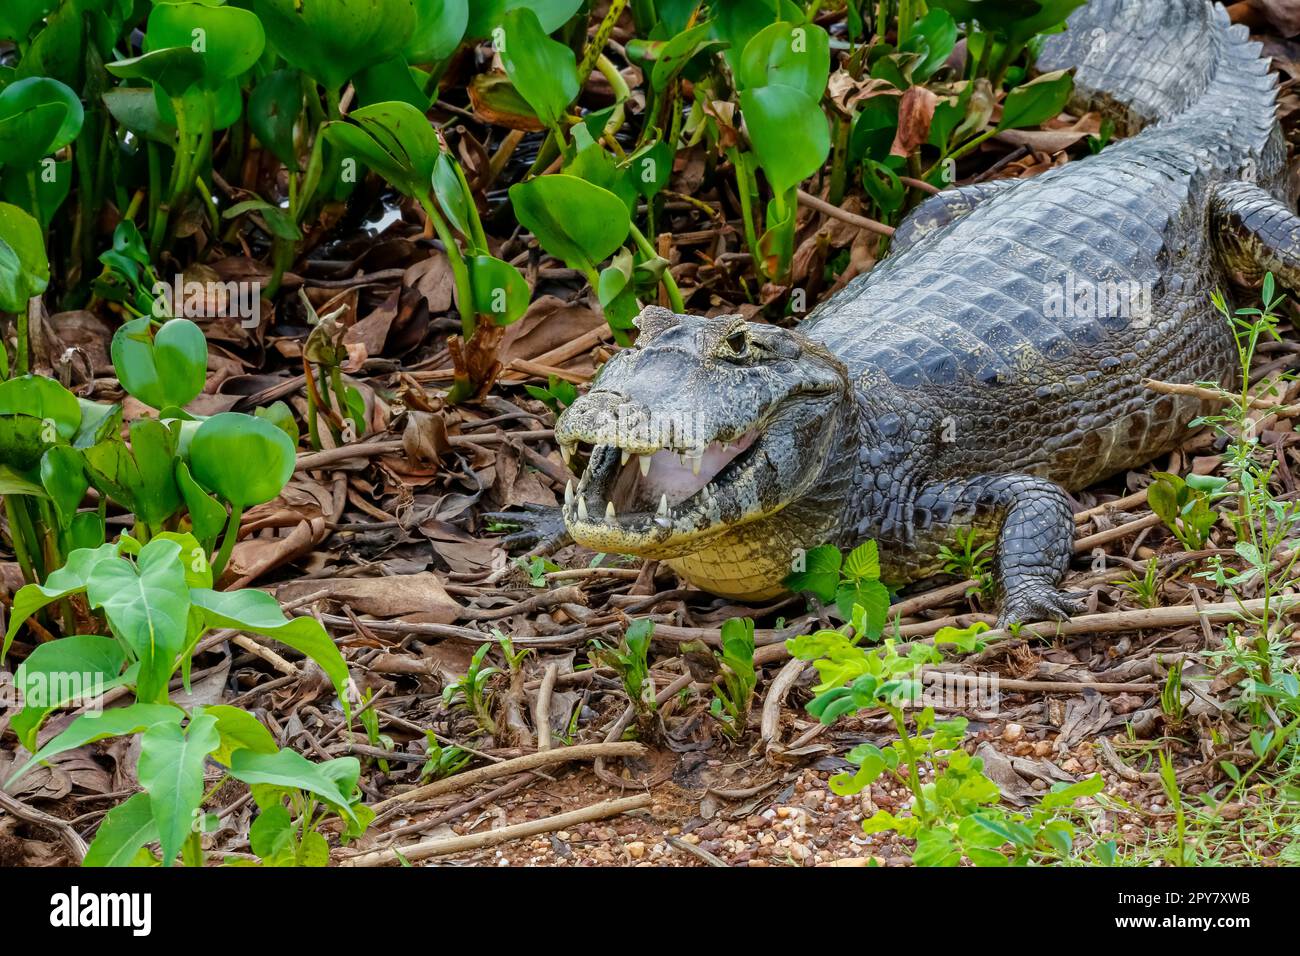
[1211,181,1300,291]
[908,473,1081,628]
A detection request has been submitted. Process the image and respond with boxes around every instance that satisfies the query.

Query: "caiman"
[497,0,1300,626]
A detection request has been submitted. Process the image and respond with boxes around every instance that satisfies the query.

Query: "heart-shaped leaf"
[111,316,209,411]
[406,0,469,63]
[738,21,830,98]
[5,701,183,789]
[137,713,221,865]
[2,542,120,664]
[87,538,193,703]
[739,85,830,194]
[254,0,416,93]
[509,174,630,273]
[146,1,266,89]
[188,411,297,508]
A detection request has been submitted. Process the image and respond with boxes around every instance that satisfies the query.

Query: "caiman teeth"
[690,454,702,476]
[658,493,669,517]
[559,441,575,465]
[606,501,616,522]
[577,498,588,521]
[639,454,651,477]
[620,449,631,467]
[565,480,574,507]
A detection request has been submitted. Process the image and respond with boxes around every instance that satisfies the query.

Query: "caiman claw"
[996,583,1084,630]
[482,503,572,556]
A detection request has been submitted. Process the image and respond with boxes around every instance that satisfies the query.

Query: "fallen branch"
[976,594,1300,644]
[373,741,647,811]
[340,793,653,866]
[796,189,895,236]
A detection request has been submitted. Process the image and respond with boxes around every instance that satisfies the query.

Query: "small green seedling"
[709,617,758,739]
[592,618,656,721]
[442,642,501,735]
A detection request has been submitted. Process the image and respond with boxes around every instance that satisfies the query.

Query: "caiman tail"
[1040,0,1287,192]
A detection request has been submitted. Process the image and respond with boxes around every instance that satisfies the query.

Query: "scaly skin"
[504,0,1300,626]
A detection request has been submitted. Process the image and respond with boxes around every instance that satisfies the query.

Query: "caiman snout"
[553,308,850,560]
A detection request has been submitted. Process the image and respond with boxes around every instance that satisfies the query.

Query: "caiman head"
[554,307,855,598]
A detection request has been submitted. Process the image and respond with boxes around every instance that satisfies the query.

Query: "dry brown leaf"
[890,85,938,157]
[276,572,460,623]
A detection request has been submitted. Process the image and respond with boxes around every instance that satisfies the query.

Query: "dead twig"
[373,741,647,811]
[339,793,653,866]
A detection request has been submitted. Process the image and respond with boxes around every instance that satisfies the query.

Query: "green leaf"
[466,255,530,325]
[39,444,86,528]
[11,635,131,751]
[199,704,279,767]
[738,21,830,98]
[111,316,209,411]
[0,465,46,497]
[431,151,480,248]
[0,202,49,312]
[103,88,176,145]
[2,542,120,664]
[322,100,441,199]
[0,1,55,43]
[509,174,631,273]
[783,543,841,603]
[249,803,295,860]
[228,748,360,825]
[189,588,351,718]
[5,702,183,788]
[86,538,193,703]
[739,85,830,195]
[497,7,578,130]
[504,0,582,33]
[175,459,228,549]
[136,713,221,866]
[842,540,881,582]
[146,1,266,89]
[0,76,83,158]
[406,0,469,63]
[106,47,208,100]
[353,55,431,111]
[248,69,304,170]
[996,70,1072,131]
[254,0,417,93]
[189,411,297,508]
[83,792,161,868]
[464,0,506,38]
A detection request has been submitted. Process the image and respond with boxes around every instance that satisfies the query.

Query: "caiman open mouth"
[555,396,832,555]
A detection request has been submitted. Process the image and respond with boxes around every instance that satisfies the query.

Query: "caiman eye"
[724,328,749,357]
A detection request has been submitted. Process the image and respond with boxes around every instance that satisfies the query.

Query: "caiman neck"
[663,389,863,599]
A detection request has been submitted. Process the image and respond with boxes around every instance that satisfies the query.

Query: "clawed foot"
[996,582,1084,629]
[482,503,572,555]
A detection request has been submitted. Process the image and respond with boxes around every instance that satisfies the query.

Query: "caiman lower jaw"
[559,427,765,558]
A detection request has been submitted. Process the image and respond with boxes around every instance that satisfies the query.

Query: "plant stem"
[211,502,244,582]
[418,194,476,340]
[628,223,685,312]
[3,496,38,584]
